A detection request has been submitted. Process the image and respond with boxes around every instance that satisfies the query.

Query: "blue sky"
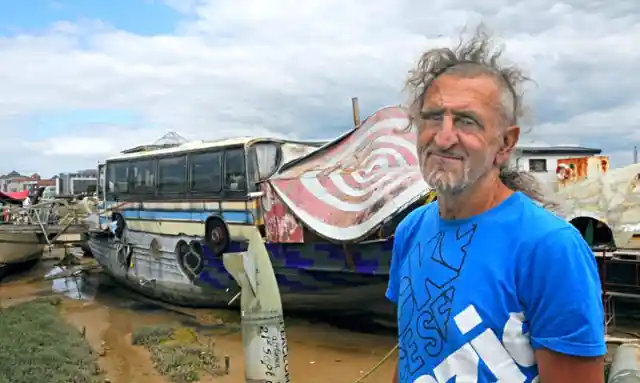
[0,0,181,36]
[24,109,142,140]
[0,0,637,176]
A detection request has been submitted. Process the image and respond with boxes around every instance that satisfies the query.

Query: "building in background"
[55,169,98,195]
[0,171,56,193]
[511,142,602,184]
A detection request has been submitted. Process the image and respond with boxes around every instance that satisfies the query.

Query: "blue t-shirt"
[386,191,606,383]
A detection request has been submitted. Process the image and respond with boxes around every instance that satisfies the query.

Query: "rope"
[351,343,398,383]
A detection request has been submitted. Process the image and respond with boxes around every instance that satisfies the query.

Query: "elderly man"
[387,30,605,383]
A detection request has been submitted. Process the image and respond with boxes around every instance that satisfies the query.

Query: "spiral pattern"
[269,106,429,242]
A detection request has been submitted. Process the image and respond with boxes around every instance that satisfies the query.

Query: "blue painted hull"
[88,230,394,320]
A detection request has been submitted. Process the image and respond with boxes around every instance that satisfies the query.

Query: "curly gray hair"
[405,26,554,206]
[406,28,528,128]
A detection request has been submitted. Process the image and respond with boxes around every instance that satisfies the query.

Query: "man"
[387,29,606,383]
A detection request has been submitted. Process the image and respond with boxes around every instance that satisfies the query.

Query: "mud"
[0,254,397,383]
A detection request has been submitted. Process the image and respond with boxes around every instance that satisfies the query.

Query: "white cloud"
[0,0,638,176]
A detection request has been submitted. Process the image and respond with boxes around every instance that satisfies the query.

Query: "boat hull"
[0,232,45,265]
[88,230,236,306]
[88,230,394,319]
[0,232,45,280]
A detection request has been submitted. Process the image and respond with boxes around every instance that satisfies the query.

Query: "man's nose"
[433,115,459,150]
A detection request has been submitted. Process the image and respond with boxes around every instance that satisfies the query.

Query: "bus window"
[246,148,259,192]
[251,142,281,181]
[97,164,105,199]
[107,162,129,195]
[130,159,156,194]
[158,156,186,194]
[224,149,246,191]
[190,151,222,192]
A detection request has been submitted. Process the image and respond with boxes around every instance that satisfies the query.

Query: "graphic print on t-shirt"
[398,224,477,375]
[397,222,540,382]
[392,193,608,382]
[410,305,538,382]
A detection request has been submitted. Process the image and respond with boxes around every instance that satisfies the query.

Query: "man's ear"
[496,125,520,165]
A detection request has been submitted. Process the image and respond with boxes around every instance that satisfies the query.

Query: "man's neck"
[437,173,514,220]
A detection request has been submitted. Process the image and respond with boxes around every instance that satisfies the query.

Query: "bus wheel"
[205,216,229,257]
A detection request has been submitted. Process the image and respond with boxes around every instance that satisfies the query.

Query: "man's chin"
[425,175,468,195]
[425,172,458,187]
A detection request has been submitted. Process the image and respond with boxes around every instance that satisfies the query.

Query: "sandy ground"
[0,258,398,383]
[4,253,639,382]
[61,301,398,383]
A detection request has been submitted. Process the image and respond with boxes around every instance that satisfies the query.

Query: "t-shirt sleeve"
[386,218,407,304]
[518,226,606,357]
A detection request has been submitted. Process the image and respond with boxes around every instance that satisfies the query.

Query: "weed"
[0,298,102,383]
[132,325,223,382]
[131,324,174,346]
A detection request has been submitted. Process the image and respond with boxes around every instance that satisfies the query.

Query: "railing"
[0,199,87,245]
[3,199,72,223]
[594,247,640,336]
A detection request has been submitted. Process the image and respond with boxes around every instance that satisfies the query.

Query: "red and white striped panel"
[268,106,429,242]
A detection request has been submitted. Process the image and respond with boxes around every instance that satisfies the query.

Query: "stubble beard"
[424,165,471,196]
[420,150,492,197]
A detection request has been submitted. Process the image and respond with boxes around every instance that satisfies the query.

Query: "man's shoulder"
[515,195,588,254]
[396,202,438,237]
[517,194,577,236]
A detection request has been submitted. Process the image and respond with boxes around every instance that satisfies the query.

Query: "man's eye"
[456,116,476,126]
[424,114,442,121]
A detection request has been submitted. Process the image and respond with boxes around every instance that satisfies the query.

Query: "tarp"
[267,106,429,242]
[0,190,29,203]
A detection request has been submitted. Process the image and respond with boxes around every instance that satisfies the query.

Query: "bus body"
[89,136,323,306]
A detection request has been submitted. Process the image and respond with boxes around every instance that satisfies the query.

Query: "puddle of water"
[46,266,97,300]
[1,254,398,383]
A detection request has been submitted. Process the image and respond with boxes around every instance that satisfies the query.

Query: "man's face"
[416,74,515,195]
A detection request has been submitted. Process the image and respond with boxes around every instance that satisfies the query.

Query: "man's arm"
[387,217,409,383]
[387,242,401,383]
[535,348,604,383]
[518,226,606,383]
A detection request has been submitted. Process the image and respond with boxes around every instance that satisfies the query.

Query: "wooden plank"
[43,264,102,280]
[606,335,640,344]
[606,291,640,300]
[595,251,640,260]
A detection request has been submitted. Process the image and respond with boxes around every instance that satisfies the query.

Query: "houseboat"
[88,106,433,319]
[553,157,640,250]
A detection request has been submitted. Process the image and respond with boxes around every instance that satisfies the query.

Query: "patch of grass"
[0,297,102,383]
[131,324,174,346]
[131,325,224,383]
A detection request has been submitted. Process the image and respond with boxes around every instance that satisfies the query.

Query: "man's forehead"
[422,74,502,108]
[426,74,501,95]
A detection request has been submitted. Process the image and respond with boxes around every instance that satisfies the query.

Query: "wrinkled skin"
[416,74,516,197]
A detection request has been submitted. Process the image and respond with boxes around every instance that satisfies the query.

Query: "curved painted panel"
[267,106,429,243]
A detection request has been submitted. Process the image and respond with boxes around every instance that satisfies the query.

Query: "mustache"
[419,147,466,160]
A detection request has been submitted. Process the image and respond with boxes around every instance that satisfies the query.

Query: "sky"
[1,0,638,177]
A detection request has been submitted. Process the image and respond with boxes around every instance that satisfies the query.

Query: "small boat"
[0,190,46,279]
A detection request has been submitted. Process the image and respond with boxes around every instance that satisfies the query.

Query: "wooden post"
[351,97,361,129]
